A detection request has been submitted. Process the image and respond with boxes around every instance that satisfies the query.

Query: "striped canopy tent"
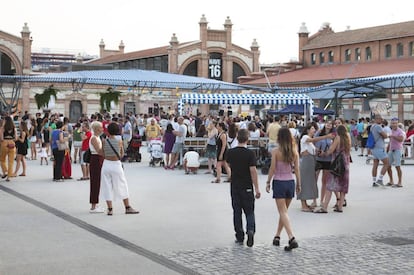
[178,93,313,119]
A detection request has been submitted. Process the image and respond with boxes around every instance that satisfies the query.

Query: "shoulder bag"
[329,150,345,178]
[107,139,124,169]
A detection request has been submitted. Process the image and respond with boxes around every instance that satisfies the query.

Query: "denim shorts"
[371,148,388,160]
[388,149,402,166]
[272,179,295,199]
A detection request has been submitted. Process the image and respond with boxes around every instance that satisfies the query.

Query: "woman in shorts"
[266,127,301,251]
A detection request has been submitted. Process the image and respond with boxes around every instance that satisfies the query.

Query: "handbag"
[83,148,91,163]
[107,139,124,169]
[329,151,345,178]
[57,141,68,151]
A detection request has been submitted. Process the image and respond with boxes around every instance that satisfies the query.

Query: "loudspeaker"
[219,109,224,116]
[148,107,153,114]
[227,110,232,116]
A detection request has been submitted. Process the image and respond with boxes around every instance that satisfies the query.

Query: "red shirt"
[81,131,92,151]
[102,120,110,137]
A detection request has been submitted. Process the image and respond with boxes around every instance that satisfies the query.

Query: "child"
[39,142,48,165]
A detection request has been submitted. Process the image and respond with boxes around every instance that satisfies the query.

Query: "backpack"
[329,151,345,178]
[366,126,377,149]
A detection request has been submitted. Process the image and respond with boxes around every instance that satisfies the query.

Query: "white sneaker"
[89,206,104,213]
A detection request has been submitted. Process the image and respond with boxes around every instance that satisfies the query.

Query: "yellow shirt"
[267,122,281,143]
[145,124,161,139]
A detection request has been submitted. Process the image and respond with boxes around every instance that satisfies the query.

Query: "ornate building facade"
[0,15,260,120]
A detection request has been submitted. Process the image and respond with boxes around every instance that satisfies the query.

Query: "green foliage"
[100,87,121,112]
[34,85,58,110]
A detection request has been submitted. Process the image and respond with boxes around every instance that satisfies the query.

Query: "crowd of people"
[0,109,412,249]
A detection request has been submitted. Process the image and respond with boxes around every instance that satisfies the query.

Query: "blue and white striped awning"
[180,93,312,105]
[178,93,313,116]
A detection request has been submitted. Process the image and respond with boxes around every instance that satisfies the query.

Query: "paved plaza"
[0,146,413,274]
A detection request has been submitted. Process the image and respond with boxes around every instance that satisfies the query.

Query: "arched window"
[0,52,16,75]
[397,43,404,57]
[328,51,334,63]
[232,62,246,83]
[319,52,325,64]
[355,48,361,61]
[385,44,392,58]
[410,42,414,57]
[365,47,372,61]
[345,49,351,62]
[183,60,198,76]
[311,53,316,65]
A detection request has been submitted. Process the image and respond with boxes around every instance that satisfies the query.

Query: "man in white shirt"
[167,116,187,169]
[183,147,200,174]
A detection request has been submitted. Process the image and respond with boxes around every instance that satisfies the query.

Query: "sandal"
[211,179,221,183]
[284,237,299,251]
[301,208,312,212]
[272,236,280,246]
[107,208,113,216]
[333,208,343,213]
[224,178,231,183]
[314,207,328,213]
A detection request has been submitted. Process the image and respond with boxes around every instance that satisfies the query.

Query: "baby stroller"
[148,138,165,167]
[260,146,272,174]
[125,134,142,162]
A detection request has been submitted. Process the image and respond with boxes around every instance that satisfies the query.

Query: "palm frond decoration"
[34,85,58,110]
[100,87,121,112]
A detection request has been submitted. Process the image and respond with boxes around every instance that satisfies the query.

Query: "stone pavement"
[0,147,413,274]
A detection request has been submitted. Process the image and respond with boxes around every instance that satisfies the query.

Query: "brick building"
[242,21,414,120]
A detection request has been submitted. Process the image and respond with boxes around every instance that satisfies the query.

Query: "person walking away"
[0,116,17,181]
[211,122,231,183]
[371,114,390,187]
[162,123,175,169]
[315,125,351,213]
[89,121,105,213]
[100,122,139,216]
[51,121,65,182]
[13,120,29,177]
[266,116,281,153]
[226,129,261,247]
[386,118,405,187]
[266,127,300,250]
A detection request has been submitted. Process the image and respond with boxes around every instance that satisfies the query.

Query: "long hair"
[319,120,334,136]
[4,116,15,132]
[228,123,238,139]
[166,123,174,133]
[336,125,350,153]
[20,121,29,137]
[278,128,295,163]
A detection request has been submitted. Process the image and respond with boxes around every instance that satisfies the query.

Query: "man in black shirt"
[226,129,261,247]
